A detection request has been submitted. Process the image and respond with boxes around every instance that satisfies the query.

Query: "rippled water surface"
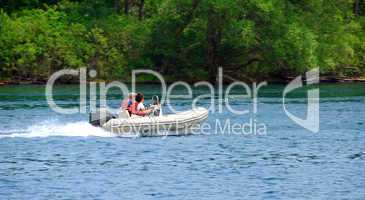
[0,83,364,199]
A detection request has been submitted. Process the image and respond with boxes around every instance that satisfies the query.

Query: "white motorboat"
[90,107,209,137]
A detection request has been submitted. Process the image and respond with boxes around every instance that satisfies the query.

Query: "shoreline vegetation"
[1,0,365,85]
[1,75,365,86]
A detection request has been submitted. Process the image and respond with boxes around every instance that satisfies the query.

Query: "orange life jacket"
[130,102,146,116]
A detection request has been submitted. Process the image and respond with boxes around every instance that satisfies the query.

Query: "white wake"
[0,121,116,138]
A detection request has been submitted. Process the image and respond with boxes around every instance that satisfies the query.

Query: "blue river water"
[0,83,364,199]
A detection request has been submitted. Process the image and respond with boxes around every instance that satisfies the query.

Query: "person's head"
[128,92,136,99]
[135,93,144,103]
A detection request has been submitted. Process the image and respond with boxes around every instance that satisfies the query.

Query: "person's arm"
[132,103,152,116]
[121,99,128,109]
[141,109,152,115]
[139,104,153,115]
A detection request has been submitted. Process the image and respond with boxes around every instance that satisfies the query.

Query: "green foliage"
[0,9,86,78]
[0,0,364,82]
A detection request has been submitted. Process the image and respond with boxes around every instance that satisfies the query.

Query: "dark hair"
[135,93,144,103]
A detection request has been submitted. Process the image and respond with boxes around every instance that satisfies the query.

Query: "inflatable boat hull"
[102,107,209,137]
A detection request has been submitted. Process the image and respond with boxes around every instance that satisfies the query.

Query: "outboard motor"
[89,108,117,127]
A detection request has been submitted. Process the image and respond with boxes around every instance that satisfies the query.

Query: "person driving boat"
[130,93,153,116]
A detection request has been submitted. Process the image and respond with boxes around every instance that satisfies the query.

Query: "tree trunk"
[114,0,121,14]
[205,6,220,83]
[355,0,360,16]
[175,0,200,39]
[124,0,129,16]
[138,0,144,20]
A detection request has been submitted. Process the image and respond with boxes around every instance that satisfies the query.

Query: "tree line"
[0,0,365,83]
